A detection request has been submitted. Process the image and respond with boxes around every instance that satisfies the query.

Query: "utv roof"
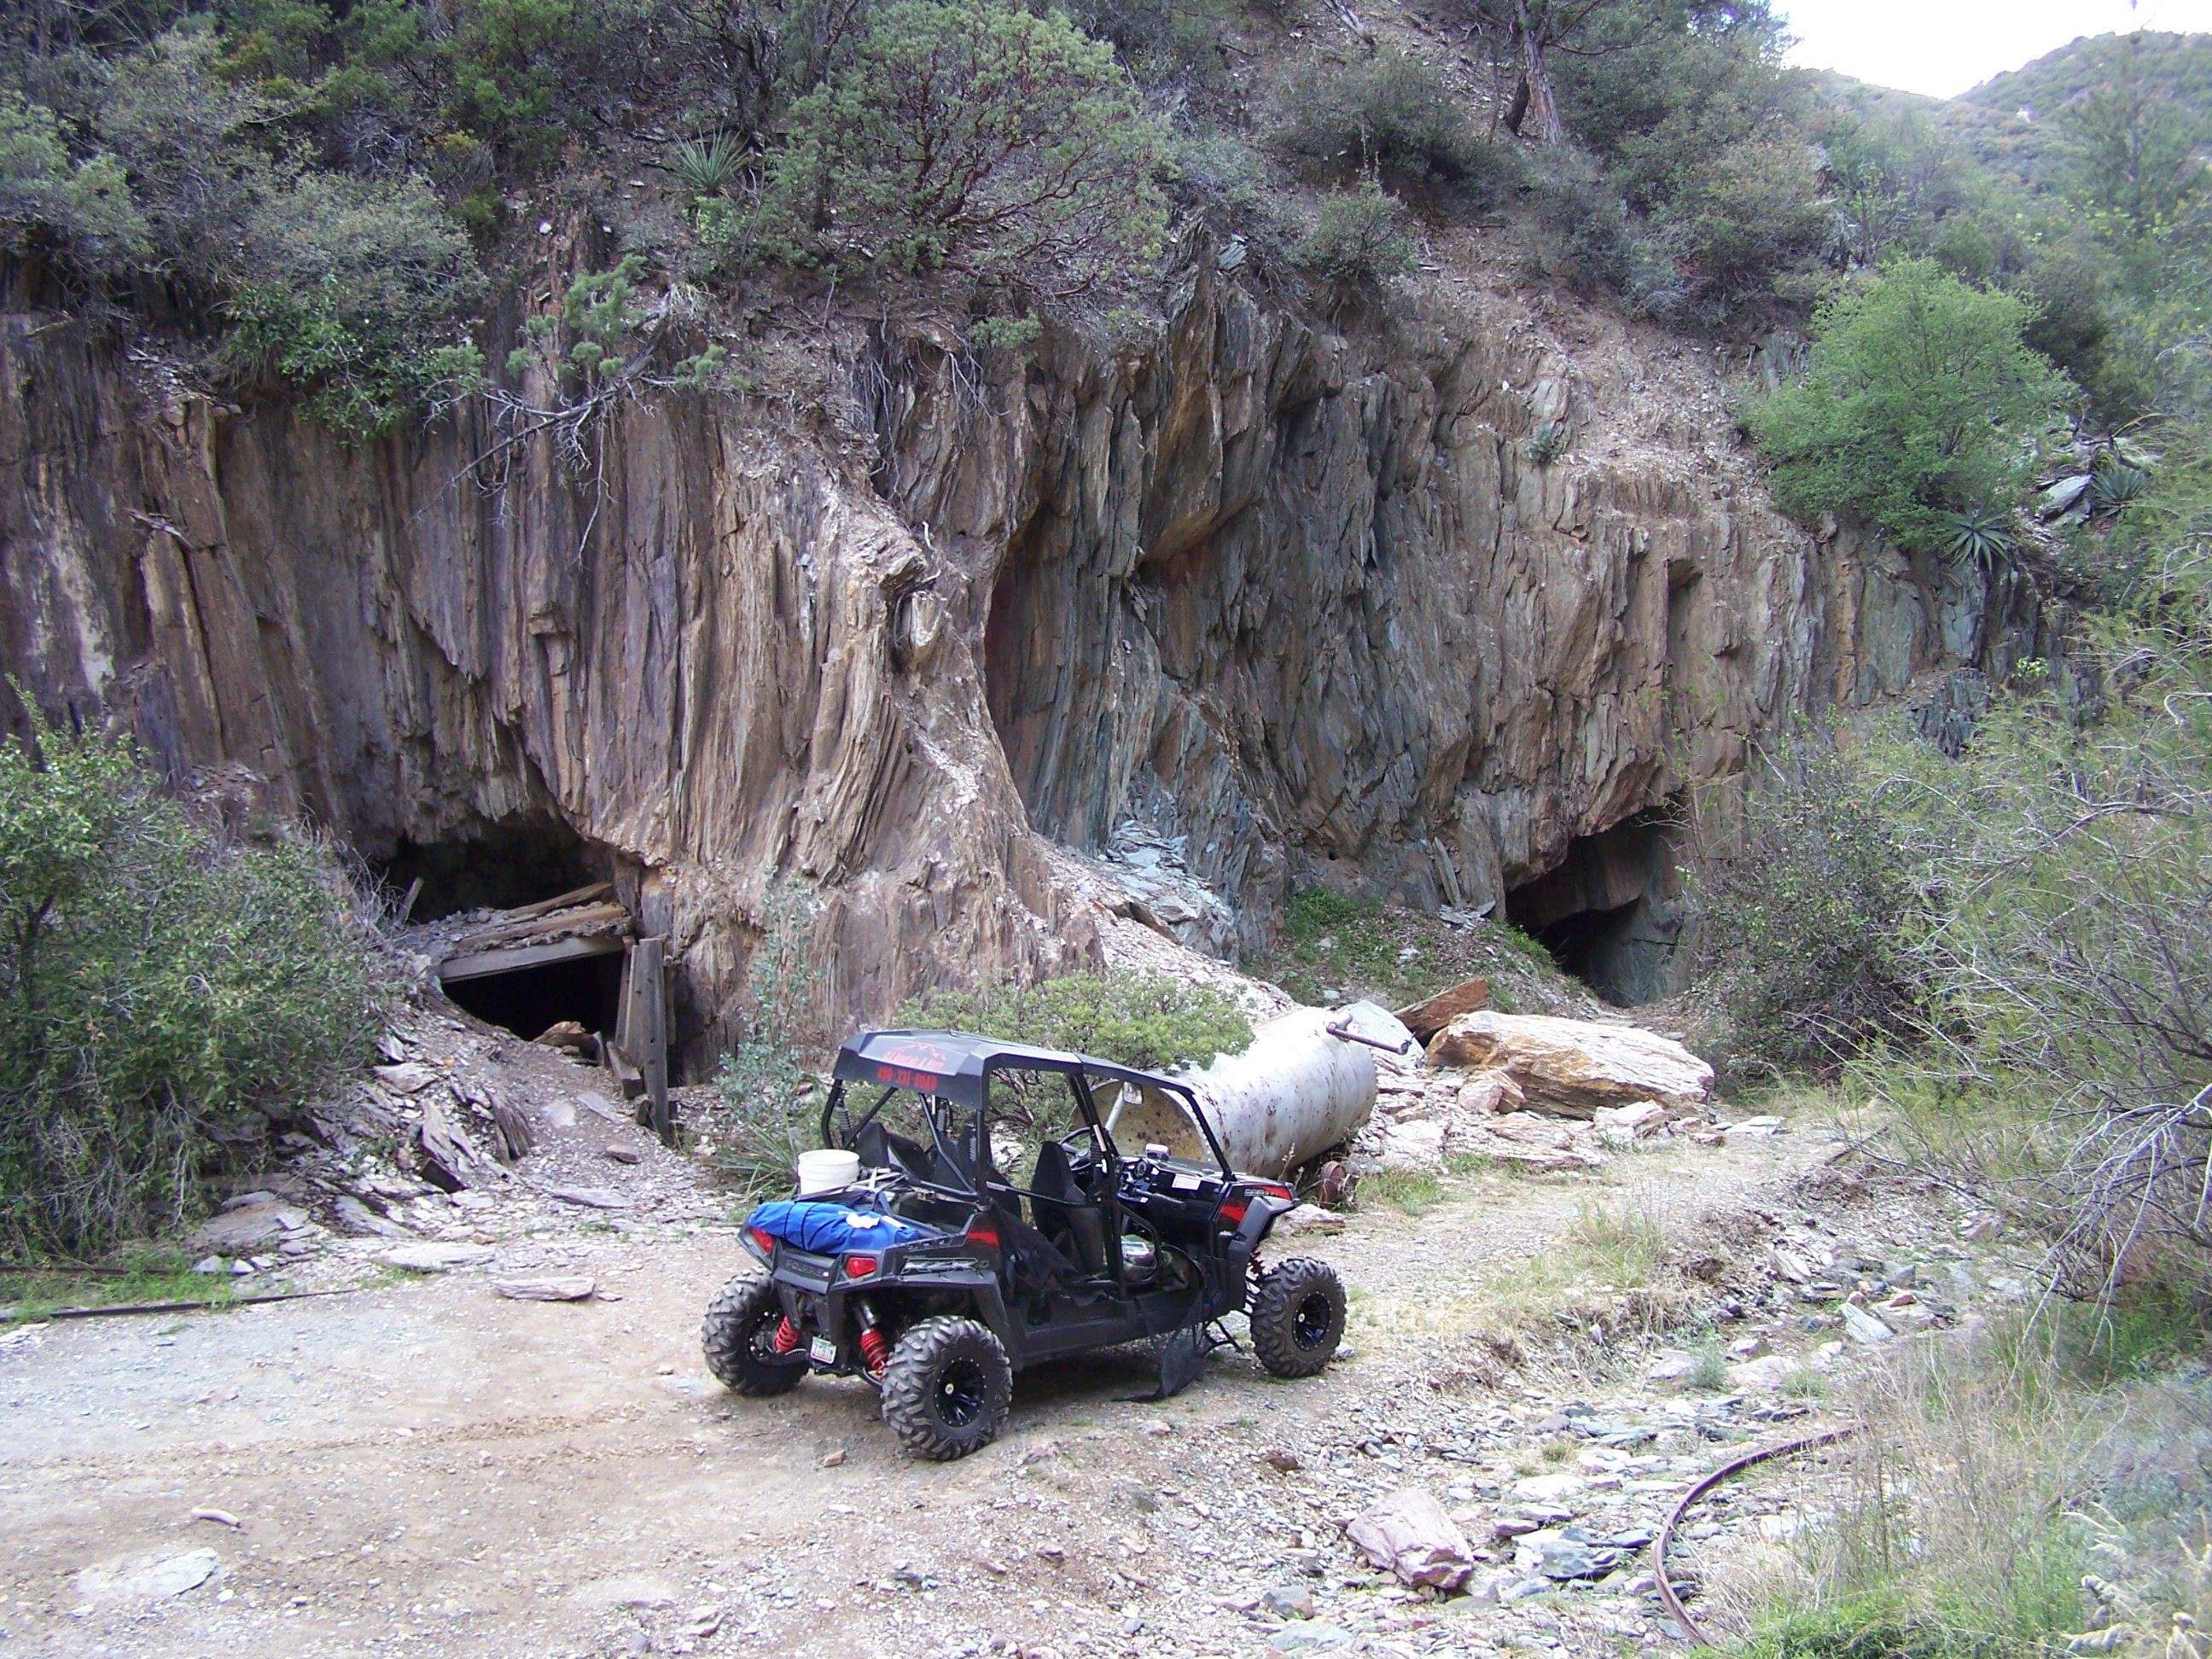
[832,1029,1193,1110]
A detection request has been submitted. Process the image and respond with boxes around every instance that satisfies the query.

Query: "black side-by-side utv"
[701,1029,1347,1459]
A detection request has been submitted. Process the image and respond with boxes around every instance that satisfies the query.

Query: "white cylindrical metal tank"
[1104,1002,1412,1179]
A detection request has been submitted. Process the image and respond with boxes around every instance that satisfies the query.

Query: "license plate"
[808,1335,838,1366]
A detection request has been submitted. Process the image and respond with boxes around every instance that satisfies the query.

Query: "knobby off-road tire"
[1249,1256,1346,1378]
[701,1269,806,1397]
[880,1316,1013,1461]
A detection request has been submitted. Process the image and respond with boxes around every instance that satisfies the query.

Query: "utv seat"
[853,1118,928,1181]
[1029,1141,1110,1278]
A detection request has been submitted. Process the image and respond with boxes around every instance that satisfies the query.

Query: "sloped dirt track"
[0,1132,1836,1659]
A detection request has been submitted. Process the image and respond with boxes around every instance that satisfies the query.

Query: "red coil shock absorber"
[856,1300,889,1379]
[1248,1249,1267,1302]
[772,1316,802,1354]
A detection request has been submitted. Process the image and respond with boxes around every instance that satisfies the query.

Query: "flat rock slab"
[494,1277,597,1302]
[381,1243,496,1272]
[1395,976,1492,1045]
[190,1203,306,1252]
[333,1196,408,1237]
[77,1548,220,1601]
[1429,1012,1714,1117]
[573,1575,679,1610]
[544,1185,628,1210]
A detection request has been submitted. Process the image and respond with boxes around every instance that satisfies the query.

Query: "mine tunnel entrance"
[380,814,600,923]
[1506,813,1694,1008]
[375,814,626,1044]
[440,948,626,1043]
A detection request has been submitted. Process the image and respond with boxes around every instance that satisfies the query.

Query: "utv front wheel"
[880,1316,1013,1460]
[1249,1256,1346,1378]
[701,1269,806,1397]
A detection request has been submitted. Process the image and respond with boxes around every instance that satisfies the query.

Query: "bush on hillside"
[895,971,1254,1073]
[1697,736,1931,1082]
[1292,183,1416,284]
[729,0,1171,301]
[0,713,377,1258]
[0,92,147,280]
[1275,45,1511,199]
[1743,258,2073,554]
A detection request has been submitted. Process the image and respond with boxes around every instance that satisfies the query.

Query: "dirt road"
[0,1131,1840,1659]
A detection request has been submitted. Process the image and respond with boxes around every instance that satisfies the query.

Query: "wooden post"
[635,935,672,1146]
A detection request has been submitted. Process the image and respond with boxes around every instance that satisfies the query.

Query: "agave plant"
[1944,506,2012,570]
[672,131,741,197]
[2090,463,2148,515]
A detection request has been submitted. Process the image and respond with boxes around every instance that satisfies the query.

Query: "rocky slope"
[0,234,2034,1069]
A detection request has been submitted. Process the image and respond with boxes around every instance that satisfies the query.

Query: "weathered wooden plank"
[437,933,626,984]
[446,900,632,955]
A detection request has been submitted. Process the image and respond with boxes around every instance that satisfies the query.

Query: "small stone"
[191,1256,224,1275]
[220,1191,279,1212]
[1266,1622,1357,1654]
[230,1260,254,1276]
[544,1185,628,1210]
[189,1508,241,1528]
[1840,1302,1895,1347]
[603,1143,642,1165]
[1961,1212,2004,1242]
[1260,1585,1318,1620]
[820,1448,847,1467]
[493,1277,597,1302]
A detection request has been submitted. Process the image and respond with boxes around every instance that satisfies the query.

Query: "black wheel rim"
[1292,1289,1336,1350]
[933,1354,989,1428]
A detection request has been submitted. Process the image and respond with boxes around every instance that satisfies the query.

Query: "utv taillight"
[1218,1199,1249,1227]
[748,1225,775,1258]
[844,1254,878,1278]
[966,1222,1000,1249]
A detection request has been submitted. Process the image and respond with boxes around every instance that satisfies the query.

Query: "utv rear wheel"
[1249,1256,1346,1378]
[701,1269,806,1397]
[880,1316,1012,1460]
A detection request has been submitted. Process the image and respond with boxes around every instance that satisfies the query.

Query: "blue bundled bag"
[748,1199,932,1255]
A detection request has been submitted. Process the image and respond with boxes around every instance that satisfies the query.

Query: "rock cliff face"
[0,253,2027,1067]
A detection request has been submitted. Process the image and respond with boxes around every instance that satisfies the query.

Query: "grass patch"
[1686,1326,1729,1391]
[1719,1317,2105,1657]
[0,1249,240,1320]
[1361,1167,1444,1216]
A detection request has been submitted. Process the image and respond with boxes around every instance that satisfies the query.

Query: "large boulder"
[1427,1013,1713,1118]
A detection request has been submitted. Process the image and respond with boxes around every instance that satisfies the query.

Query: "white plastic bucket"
[795,1149,860,1196]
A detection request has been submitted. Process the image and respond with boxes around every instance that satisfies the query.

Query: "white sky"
[1778,0,2212,99]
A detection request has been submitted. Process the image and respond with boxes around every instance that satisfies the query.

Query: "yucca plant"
[1944,506,2012,569]
[2089,463,2147,515]
[672,131,741,197]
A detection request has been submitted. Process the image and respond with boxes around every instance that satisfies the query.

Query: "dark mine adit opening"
[1506,813,1695,1007]
[375,812,627,1045]
[442,952,626,1045]
[381,814,602,922]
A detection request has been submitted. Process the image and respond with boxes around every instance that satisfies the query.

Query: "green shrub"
[0,93,148,279]
[1275,46,1499,194]
[225,170,486,436]
[895,970,1254,1073]
[1293,182,1415,283]
[1059,0,1231,87]
[1743,258,2073,554]
[0,712,377,1259]
[1655,131,1827,302]
[712,877,823,1197]
[1697,736,1930,1080]
[735,0,1170,301]
[1525,421,1566,465]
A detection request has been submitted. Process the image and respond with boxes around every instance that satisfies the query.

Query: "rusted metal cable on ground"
[3,1286,369,1324]
[1653,1423,1861,1648]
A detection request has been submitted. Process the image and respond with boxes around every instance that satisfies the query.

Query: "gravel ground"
[0,1029,2043,1659]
